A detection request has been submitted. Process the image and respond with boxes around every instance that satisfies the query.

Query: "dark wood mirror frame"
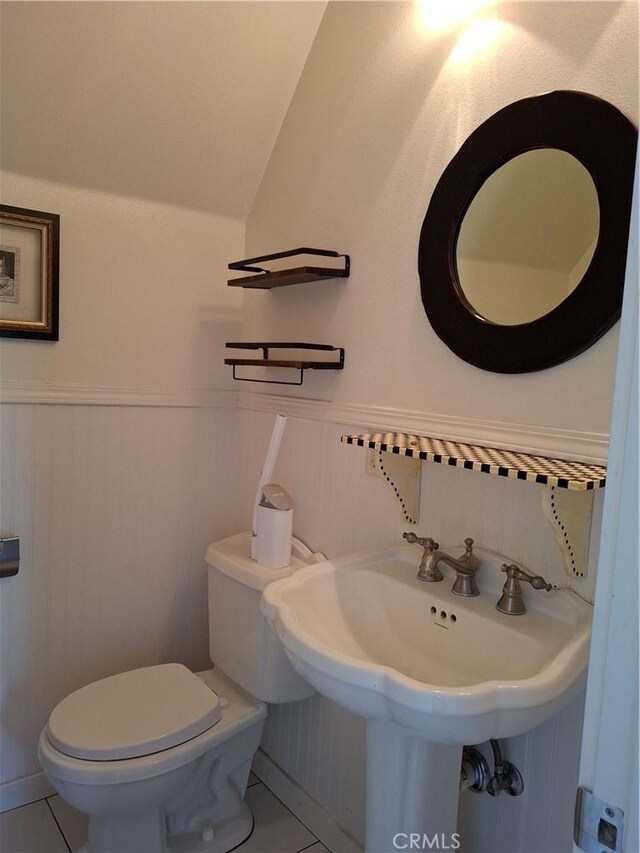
[418,91,637,373]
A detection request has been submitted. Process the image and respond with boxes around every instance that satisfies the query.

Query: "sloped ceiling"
[0,1,326,219]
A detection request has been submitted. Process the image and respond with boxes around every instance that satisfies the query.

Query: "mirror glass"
[455,149,600,326]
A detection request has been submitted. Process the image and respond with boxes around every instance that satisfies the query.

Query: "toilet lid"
[48,664,221,760]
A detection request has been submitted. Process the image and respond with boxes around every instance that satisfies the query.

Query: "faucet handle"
[497,564,552,615]
[403,532,442,582]
[403,532,439,551]
[464,537,474,553]
[501,564,552,591]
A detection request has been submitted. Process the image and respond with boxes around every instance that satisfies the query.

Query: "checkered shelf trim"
[341,433,607,491]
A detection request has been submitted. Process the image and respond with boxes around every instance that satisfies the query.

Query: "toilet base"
[167,802,253,853]
[78,806,169,853]
[78,802,254,853]
[40,669,267,853]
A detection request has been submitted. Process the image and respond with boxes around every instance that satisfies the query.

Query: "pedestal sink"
[261,543,592,853]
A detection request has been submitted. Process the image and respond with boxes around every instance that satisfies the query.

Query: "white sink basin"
[261,543,592,744]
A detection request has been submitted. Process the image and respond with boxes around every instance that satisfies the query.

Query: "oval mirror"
[455,149,600,326]
[419,91,637,373]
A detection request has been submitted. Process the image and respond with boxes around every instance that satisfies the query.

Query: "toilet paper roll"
[256,504,293,569]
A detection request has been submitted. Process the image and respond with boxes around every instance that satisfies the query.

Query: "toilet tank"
[206,532,323,703]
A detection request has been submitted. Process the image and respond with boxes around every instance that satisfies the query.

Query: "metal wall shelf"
[341,432,606,491]
[226,342,344,386]
[228,247,350,289]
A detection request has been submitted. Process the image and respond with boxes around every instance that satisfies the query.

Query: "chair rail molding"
[236,391,609,465]
[0,380,236,409]
[0,380,607,463]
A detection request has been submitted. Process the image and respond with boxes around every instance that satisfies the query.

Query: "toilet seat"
[39,667,267,787]
[48,664,221,761]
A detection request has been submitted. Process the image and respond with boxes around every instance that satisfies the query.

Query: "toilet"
[38,532,321,853]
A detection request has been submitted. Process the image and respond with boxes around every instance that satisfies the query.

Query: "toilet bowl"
[38,533,322,853]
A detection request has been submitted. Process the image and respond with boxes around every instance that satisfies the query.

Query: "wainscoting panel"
[0,403,237,792]
[261,695,367,844]
[0,397,593,849]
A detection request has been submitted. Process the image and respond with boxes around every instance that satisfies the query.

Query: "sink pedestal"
[366,720,462,853]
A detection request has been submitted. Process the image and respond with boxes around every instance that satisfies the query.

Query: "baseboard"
[0,771,55,813]
[252,749,363,853]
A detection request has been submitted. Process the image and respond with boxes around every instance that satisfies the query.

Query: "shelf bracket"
[541,486,594,581]
[366,449,421,524]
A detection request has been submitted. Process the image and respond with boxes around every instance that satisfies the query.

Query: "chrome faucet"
[403,534,481,597]
[496,564,552,615]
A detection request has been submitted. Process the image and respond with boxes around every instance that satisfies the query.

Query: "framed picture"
[0,204,59,340]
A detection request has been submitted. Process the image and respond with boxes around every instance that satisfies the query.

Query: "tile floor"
[0,774,331,853]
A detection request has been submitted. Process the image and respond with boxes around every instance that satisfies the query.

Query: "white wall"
[245,1,638,436]
[0,1,327,219]
[0,173,244,391]
[241,2,637,850]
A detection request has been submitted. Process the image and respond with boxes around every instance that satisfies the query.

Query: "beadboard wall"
[235,405,596,851]
[0,401,238,803]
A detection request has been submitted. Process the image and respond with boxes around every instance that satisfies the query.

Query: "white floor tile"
[44,782,319,853]
[304,843,331,853]
[238,783,317,853]
[0,800,68,853]
[47,796,87,853]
